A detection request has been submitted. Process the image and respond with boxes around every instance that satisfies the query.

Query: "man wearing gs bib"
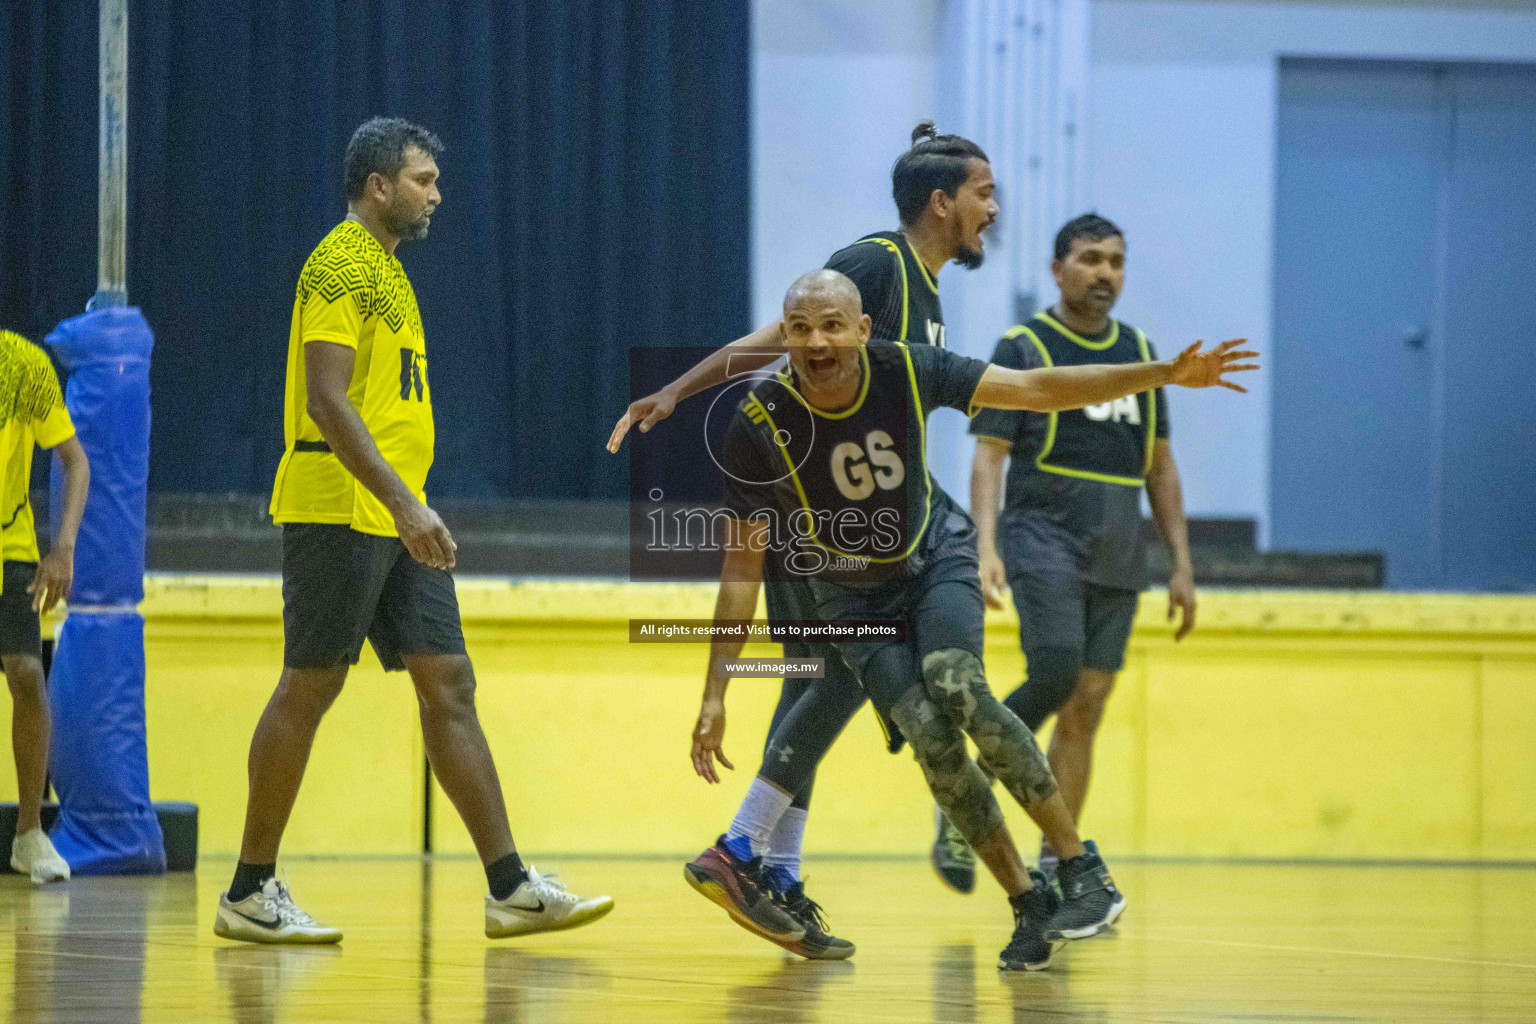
[686,270,1254,967]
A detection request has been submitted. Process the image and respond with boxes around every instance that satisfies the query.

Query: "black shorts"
[0,561,42,658]
[999,511,1140,673]
[764,576,882,751]
[808,513,986,714]
[1006,566,1138,673]
[281,523,466,672]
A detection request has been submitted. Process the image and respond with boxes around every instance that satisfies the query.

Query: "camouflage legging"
[921,647,1058,808]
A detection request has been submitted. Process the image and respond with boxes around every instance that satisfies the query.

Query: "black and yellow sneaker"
[685,836,805,944]
[930,807,977,895]
[778,881,856,961]
[999,869,1059,971]
[1042,841,1126,941]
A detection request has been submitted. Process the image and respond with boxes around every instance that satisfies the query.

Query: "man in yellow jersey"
[0,330,90,884]
[217,118,611,944]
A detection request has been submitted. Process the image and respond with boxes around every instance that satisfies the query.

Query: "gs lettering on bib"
[763,350,917,564]
[830,430,906,501]
[718,341,991,581]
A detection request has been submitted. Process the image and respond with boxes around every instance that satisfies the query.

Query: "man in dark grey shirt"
[936,214,1204,891]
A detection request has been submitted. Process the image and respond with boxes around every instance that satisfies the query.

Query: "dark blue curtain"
[0,0,750,500]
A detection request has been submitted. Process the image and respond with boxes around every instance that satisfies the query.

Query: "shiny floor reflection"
[2,858,1533,1022]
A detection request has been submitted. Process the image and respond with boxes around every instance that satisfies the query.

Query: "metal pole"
[91,0,128,309]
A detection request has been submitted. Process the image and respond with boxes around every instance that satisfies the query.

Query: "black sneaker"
[930,808,977,895]
[684,836,805,943]
[778,881,856,961]
[1082,840,1122,915]
[1042,841,1127,941]
[999,869,1059,971]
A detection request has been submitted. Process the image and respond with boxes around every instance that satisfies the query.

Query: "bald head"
[778,269,871,403]
[783,269,862,319]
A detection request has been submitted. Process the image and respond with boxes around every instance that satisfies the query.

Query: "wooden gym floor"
[2,857,1532,1022]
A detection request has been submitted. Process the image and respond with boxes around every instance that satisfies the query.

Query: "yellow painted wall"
[1,579,1532,861]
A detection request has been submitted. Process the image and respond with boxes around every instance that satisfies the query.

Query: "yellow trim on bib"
[857,237,911,340]
[896,343,936,553]
[1036,310,1119,351]
[1136,328,1158,478]
[1015,322,1152,487]
[903,233,939,294]
[759,345,931,564]
[778,347,872,421]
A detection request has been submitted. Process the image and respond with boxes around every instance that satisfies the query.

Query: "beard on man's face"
[956,243,984,271]
[387,202,432,242]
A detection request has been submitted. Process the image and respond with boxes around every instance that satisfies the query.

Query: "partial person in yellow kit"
[0,329,90,884]
[217,118,612,945]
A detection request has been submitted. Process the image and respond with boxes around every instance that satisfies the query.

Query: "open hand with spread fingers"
[1167,339,1259,392]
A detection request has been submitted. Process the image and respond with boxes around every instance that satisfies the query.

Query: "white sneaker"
[485,865,614,938]
[11,827,70,884]
[214,878,342,945]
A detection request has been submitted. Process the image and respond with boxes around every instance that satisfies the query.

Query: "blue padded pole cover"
[45,307,164,874]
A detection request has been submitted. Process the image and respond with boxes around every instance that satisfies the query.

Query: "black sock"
[229,861,276,902]
[486,852,528,900]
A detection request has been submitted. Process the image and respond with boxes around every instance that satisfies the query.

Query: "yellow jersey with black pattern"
[269,220,434,537]
[0,331,72,577]
[0,329,64,429]
[0,401,74,566]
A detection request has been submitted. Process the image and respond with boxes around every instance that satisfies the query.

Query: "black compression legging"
[759,666,867,810]
[1000,645,1083,732]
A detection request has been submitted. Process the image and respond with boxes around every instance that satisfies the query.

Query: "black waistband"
[293,440,332,453]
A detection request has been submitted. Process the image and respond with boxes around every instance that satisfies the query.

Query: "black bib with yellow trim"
[744,343,935,579]
[840,231,946,347]
[1010,312,1155,486]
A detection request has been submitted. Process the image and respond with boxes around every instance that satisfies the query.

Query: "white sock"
[725,777,794,857]
[762,807,808,881]
[1040,837,1059,866]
